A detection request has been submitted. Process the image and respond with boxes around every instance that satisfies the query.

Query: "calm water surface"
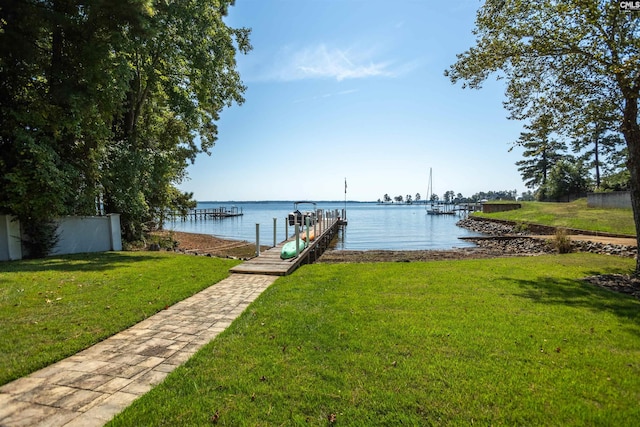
[165,201,482,250]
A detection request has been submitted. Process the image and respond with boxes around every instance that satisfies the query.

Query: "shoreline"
[151,230,265,259]
[152,217,637,263]
[151,227,639,299]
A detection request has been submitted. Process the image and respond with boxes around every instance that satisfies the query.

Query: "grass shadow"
[0,252,162,274]
[511,274,640,333]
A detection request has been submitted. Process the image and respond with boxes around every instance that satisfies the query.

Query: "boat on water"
[280,238,308,259]
[288,201,317,226]
[427,204,456,215]
[425,168,456,215]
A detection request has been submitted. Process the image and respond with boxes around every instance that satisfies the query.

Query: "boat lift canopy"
[288,201,317,226]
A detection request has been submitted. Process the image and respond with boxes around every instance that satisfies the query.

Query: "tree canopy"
[447,0,640,271]
[0,0,251,253]
[569,100,626,189]
[513,113,567,195]
[539,159,592,202]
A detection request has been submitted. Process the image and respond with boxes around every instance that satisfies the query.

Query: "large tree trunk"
[594,131,600,189]
[621,96,640,274]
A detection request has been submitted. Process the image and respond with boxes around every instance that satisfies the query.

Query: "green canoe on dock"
[280,238,308,259]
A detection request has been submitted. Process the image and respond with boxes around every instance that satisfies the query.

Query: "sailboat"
[425,168,439,214]
[426,168,454,215]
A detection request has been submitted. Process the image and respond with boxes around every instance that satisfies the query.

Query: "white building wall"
[0,214,121,261]
[587,191,632,209]
[0,216,22,261]
[52,216,112,255]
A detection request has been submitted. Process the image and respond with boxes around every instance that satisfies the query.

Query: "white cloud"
[292,88,359,104]
[267,44,404,82]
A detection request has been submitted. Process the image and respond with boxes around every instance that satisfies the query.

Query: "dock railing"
[168,206,243,221]
[238,208,345,275]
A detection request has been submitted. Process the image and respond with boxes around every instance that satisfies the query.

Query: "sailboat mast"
[429,168,433,209]
[426,168,433,212]
[344,177,347,220]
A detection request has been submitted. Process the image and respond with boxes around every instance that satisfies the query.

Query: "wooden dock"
[169,207,243,221]
[229,218,342,276]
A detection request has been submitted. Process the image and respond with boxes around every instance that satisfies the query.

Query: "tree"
[447,1,640,272]
[406,194,413,204]
[104,0,251,241]
[0,0,251,250]
[443,190,455,204]
[520,191,536,201]
[472,190,518,201]
[394,195,404,203]
[601,167,631,191]
[570,100,625,189]
[415,193,422,203]
[514,113,567,196]
[0,0,150,255]
[539,159,592,202]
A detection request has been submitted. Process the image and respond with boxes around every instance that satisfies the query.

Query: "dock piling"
[229,216,343,276]
[167,206,243,221]
[273,218,277,247]
[255,223,260,257]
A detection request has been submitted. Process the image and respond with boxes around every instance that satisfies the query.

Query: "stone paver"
[0,273,277,427]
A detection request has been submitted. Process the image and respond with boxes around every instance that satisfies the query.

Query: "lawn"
[0,252,241,385]
[110,254,640,426]
[477,199,636,235]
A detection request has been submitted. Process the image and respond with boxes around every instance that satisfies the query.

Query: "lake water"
[164,201,482,251]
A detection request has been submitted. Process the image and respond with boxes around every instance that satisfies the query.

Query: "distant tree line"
[377,190,525,204]
[380,107,629,205]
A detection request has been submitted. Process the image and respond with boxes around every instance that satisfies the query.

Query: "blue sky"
[179,0,526,202]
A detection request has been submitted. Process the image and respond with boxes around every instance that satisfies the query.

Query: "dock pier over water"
[169,206,243,221]
[230,210,345,276]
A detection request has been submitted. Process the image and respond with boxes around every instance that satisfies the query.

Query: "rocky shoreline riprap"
[582,274,640,299]
[457,217,637,258]
[319,217,637,263]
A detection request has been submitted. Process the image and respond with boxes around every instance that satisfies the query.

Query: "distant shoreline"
[195,200,375,204]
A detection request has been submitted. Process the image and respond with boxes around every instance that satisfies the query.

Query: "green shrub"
[20,219,59,258]
[513,221,529,234]
[147,231,176,251]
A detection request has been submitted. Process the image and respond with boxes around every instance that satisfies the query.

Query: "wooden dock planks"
[229,219,340,276]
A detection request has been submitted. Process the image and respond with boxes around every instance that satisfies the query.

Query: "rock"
[457,218,516,235]
[458,217,637,258]
[582,274,640,300]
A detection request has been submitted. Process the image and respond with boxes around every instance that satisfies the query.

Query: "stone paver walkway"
[0,274,277,427]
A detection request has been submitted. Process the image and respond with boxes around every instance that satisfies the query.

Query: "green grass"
[110,254,640,426]
[0,252,241,385]
[477,199,636,235]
